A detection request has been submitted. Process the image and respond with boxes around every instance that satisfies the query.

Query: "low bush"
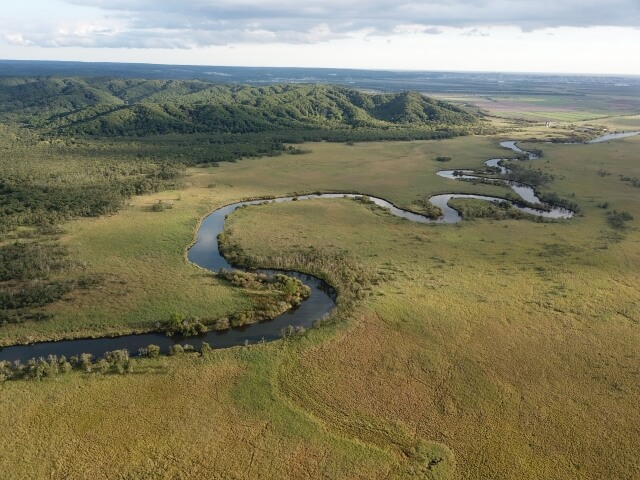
[607,210,633,230]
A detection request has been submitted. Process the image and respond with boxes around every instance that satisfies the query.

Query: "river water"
[588,131,640,143]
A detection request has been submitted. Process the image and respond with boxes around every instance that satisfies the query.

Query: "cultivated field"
[433,93,640,123]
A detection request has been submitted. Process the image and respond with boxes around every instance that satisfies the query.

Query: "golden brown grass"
[0,352,395,479]
[221,136,640,479]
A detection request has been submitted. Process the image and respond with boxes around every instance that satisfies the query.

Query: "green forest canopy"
[0,77,482,136]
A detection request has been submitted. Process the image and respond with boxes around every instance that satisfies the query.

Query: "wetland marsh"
[1,84,639,479]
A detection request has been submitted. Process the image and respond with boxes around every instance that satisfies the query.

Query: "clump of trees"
[218,269,268,289]
[448,198,530,221]
[281,325,306,337]
[217,270,310,302]
[218,270,311,326]
[164,312,208,337]
[0,349,135,381]
[0,238,105,324]
[0,242,70,282]
[353,195,409,217]
[505,163,554,187]
[0,340,226,382]
[168,344,196,355]
[138,344,161,358]
[536,192,580,213]
[0,281,73,317]
[217,232,257,268]
[354,195,376,206]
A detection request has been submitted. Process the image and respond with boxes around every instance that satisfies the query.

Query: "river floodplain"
[1,131,639,479]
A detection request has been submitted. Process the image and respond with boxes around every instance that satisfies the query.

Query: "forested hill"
[0,77,480,136]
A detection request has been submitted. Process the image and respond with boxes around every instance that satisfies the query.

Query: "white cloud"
[4,34,34,46]
[2,0,638,49]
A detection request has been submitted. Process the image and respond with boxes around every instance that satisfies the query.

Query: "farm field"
[433,93,640,123]
[1,123,639,479]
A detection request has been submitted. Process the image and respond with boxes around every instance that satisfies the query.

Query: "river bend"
[0,138,589,362]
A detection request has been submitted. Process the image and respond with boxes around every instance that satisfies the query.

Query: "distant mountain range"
[1,60,638,96]
[0,77,480,136]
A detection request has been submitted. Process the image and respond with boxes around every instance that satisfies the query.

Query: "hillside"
[0,78,480,136]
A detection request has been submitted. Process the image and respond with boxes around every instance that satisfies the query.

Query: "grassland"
[1,128,639,479]
[220,137,640,479]
[581,113,640,132]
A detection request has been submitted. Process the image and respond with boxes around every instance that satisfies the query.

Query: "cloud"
[423,27,443,35]
[4,34,35,47]
[463,28,490,38]
[3,0,640,49]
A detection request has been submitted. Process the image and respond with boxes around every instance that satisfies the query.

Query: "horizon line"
[1,58,639,79]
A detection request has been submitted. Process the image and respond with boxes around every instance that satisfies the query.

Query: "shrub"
[214,317,230,330]
[412,198,443,219]
[79,353,93,372]
[607,210,633,230]
[286,146,312,155]
[104,349,132,374]
[151,200,172,212]
[281,325,306,338]
[139,344,161,358]
[164,313,208,337]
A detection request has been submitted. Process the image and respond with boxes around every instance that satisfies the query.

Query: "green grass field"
[1,132,639,478]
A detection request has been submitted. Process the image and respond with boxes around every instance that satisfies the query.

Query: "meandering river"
[7,133,630,363]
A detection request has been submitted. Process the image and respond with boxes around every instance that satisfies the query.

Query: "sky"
[1,0,639,75]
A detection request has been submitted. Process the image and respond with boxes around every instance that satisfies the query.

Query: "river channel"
[4,135,619,363]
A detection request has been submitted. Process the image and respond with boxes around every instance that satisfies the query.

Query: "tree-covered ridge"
[0,78,480,135]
